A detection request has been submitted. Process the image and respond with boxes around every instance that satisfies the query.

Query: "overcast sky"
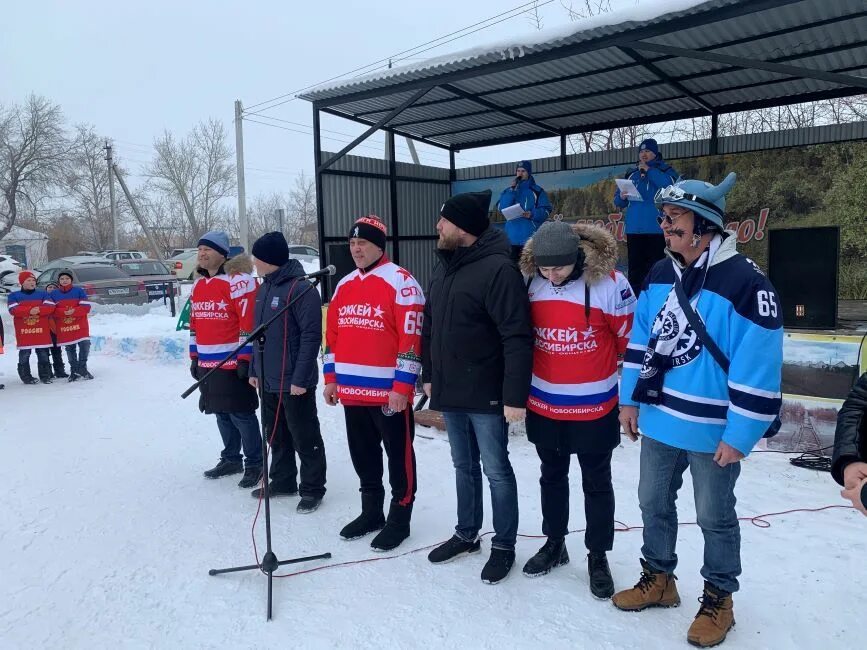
[1,0,639,199]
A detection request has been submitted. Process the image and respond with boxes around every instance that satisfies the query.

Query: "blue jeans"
[215,412,263,468]
[443,412,518,550]
[638,435,742,593]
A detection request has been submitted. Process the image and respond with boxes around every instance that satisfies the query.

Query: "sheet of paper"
[501,203,526,220]
[615,178,643,201]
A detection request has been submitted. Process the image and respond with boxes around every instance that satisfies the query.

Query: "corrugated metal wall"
[320,152,448,291]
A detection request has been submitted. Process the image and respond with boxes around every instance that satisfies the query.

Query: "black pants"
[537,446,615,552]
[626,233,666,293]
[261,390,326,498]
[19,348,49,364]
[343,405,417,508]
[65,340,91,369]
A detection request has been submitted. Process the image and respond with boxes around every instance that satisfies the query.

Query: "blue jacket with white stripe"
[620,233,783,456]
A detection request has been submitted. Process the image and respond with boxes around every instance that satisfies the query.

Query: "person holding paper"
[613,139,679,292]
[498,160,552,262]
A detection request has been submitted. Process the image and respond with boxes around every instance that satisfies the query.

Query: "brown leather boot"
[687,582,735,647]
[612,558,681,611]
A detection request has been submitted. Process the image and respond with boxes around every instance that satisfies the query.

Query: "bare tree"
[147,118,235,239]
[285,172,318,247]
[561,0,612,21]
[0,95,68,239]
[527,0,544,30]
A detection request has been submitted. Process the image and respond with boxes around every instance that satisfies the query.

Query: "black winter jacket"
[421,227,533,413]
[193,258,258,415]
[251,259,322,392]
[832,372,867,486]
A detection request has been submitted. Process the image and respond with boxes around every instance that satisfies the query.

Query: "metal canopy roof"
[299,0,867,152]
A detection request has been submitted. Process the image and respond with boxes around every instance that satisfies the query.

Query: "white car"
[0,254,25,291]
[167,250,199,280]
[101,250,147,261]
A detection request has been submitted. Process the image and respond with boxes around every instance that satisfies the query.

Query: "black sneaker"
[588,552,615,599]
[370,522,410,552]
[339,512,385,541]
[296,496,323,514]
[481,548,516,585]
[237,466,263,489]
[427,535,481,564]
[522,537,569,577]
[203,459,243,479]
[250,483,298,498]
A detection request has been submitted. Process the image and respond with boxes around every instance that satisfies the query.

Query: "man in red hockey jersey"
[323,215,424,552]
[189,231,263,489]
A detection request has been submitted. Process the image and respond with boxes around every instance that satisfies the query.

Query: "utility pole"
[111,164,163,260]
[104,141,119,249]
[275,208,285,235]
[234,100,248,253]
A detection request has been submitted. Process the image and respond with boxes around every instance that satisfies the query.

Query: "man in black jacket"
[422,190,533,584]
[833,372,867,514]
[249,232,327,514]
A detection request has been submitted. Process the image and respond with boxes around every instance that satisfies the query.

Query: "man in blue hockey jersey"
[612,172,783,648]
[498,160,551,262]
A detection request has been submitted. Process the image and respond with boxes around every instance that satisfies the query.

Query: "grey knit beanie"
[532,221,581,267]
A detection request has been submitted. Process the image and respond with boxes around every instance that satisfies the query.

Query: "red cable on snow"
[260,503,856,580]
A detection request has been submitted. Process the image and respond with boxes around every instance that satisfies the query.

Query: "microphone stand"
[182,275,331,621]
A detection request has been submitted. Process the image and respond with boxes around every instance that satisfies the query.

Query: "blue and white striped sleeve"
[723,276,783,456]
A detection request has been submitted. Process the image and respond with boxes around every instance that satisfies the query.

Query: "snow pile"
[88,301,187,364]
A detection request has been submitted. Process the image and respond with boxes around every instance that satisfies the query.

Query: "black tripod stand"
[182,277,331,620]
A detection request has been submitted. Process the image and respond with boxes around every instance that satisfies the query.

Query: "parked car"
[101,250,147,261]
[37,264,148,305]
[0,254,24,288]
[115,259,181,301]
[288,245,319,259]
[168,247,197,258]
[36,256,116,274]
[167,250,199,281]
[75,251,101,257]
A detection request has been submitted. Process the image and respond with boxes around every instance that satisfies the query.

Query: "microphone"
[301,264,336,281]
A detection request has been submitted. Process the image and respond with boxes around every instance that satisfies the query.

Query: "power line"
[244,0,553,115]
[244,117,460,167]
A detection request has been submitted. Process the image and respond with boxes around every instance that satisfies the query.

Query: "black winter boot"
[428,535,481,564]
[250,482,298,498]
[339,493,385,541]
[37,361,53,384]
[588,551,615,599]
[203,459,244,479]
[68,366,80,382]
[481,548,516,585]
[237,465,263,489]
[51,349,68,378]
[79,362,94,380]
[370,503,412,552]
[522,537,570,577]
[18,363,39,385]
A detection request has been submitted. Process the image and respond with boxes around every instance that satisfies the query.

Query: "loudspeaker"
[768,226,838,330]
[325,243,356,299]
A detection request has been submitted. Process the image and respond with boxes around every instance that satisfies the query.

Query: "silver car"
[37,264,148,305]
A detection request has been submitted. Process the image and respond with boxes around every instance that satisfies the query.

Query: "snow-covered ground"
[0,307,864,649]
